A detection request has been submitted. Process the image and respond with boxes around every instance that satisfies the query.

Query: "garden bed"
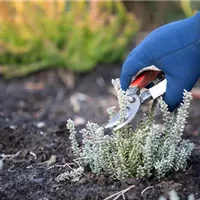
[0,64,200,200]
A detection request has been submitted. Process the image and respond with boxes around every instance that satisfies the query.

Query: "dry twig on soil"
[104,185,135,200]
[141,186,154,195]
[1,150,22,160]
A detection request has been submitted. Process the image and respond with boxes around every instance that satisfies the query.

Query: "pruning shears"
[105,69,167,131]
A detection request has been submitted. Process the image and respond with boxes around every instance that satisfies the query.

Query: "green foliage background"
[0,1,139,78]
[0,1,196,78]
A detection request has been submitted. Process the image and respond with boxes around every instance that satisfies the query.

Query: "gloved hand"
[120,12,200,111]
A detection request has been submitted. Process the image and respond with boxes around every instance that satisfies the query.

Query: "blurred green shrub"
[0,1,139,78]
[181,0,198,17]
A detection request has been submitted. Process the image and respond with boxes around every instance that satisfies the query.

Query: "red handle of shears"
[130,70,162,89]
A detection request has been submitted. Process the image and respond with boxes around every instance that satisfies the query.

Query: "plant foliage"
[0,1,139,78]
[67,79,194,180]
[159,190,200,200]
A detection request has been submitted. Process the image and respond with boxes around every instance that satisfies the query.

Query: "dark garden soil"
[1,64,200,200]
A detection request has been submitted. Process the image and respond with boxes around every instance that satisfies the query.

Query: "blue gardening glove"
[120,12,200,111]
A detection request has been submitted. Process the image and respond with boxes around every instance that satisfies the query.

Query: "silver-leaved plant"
[158,190,200,200]
[67,78,194,180]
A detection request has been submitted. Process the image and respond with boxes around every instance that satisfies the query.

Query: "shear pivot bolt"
[128,96,135,103]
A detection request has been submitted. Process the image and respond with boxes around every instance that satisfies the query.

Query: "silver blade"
[105,94,141,130]
[113,98,141,131]
[105,108,128,129]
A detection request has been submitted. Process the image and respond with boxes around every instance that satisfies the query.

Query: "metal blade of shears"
[105,94,141,130]
[105,70,166,131]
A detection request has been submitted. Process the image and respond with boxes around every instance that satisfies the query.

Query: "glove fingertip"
[120,73,132,91]
[162,86,183,112]
[162,95,177,112]
[120,57,141,91]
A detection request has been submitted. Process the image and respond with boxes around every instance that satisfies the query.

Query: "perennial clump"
[67,78,194,180]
